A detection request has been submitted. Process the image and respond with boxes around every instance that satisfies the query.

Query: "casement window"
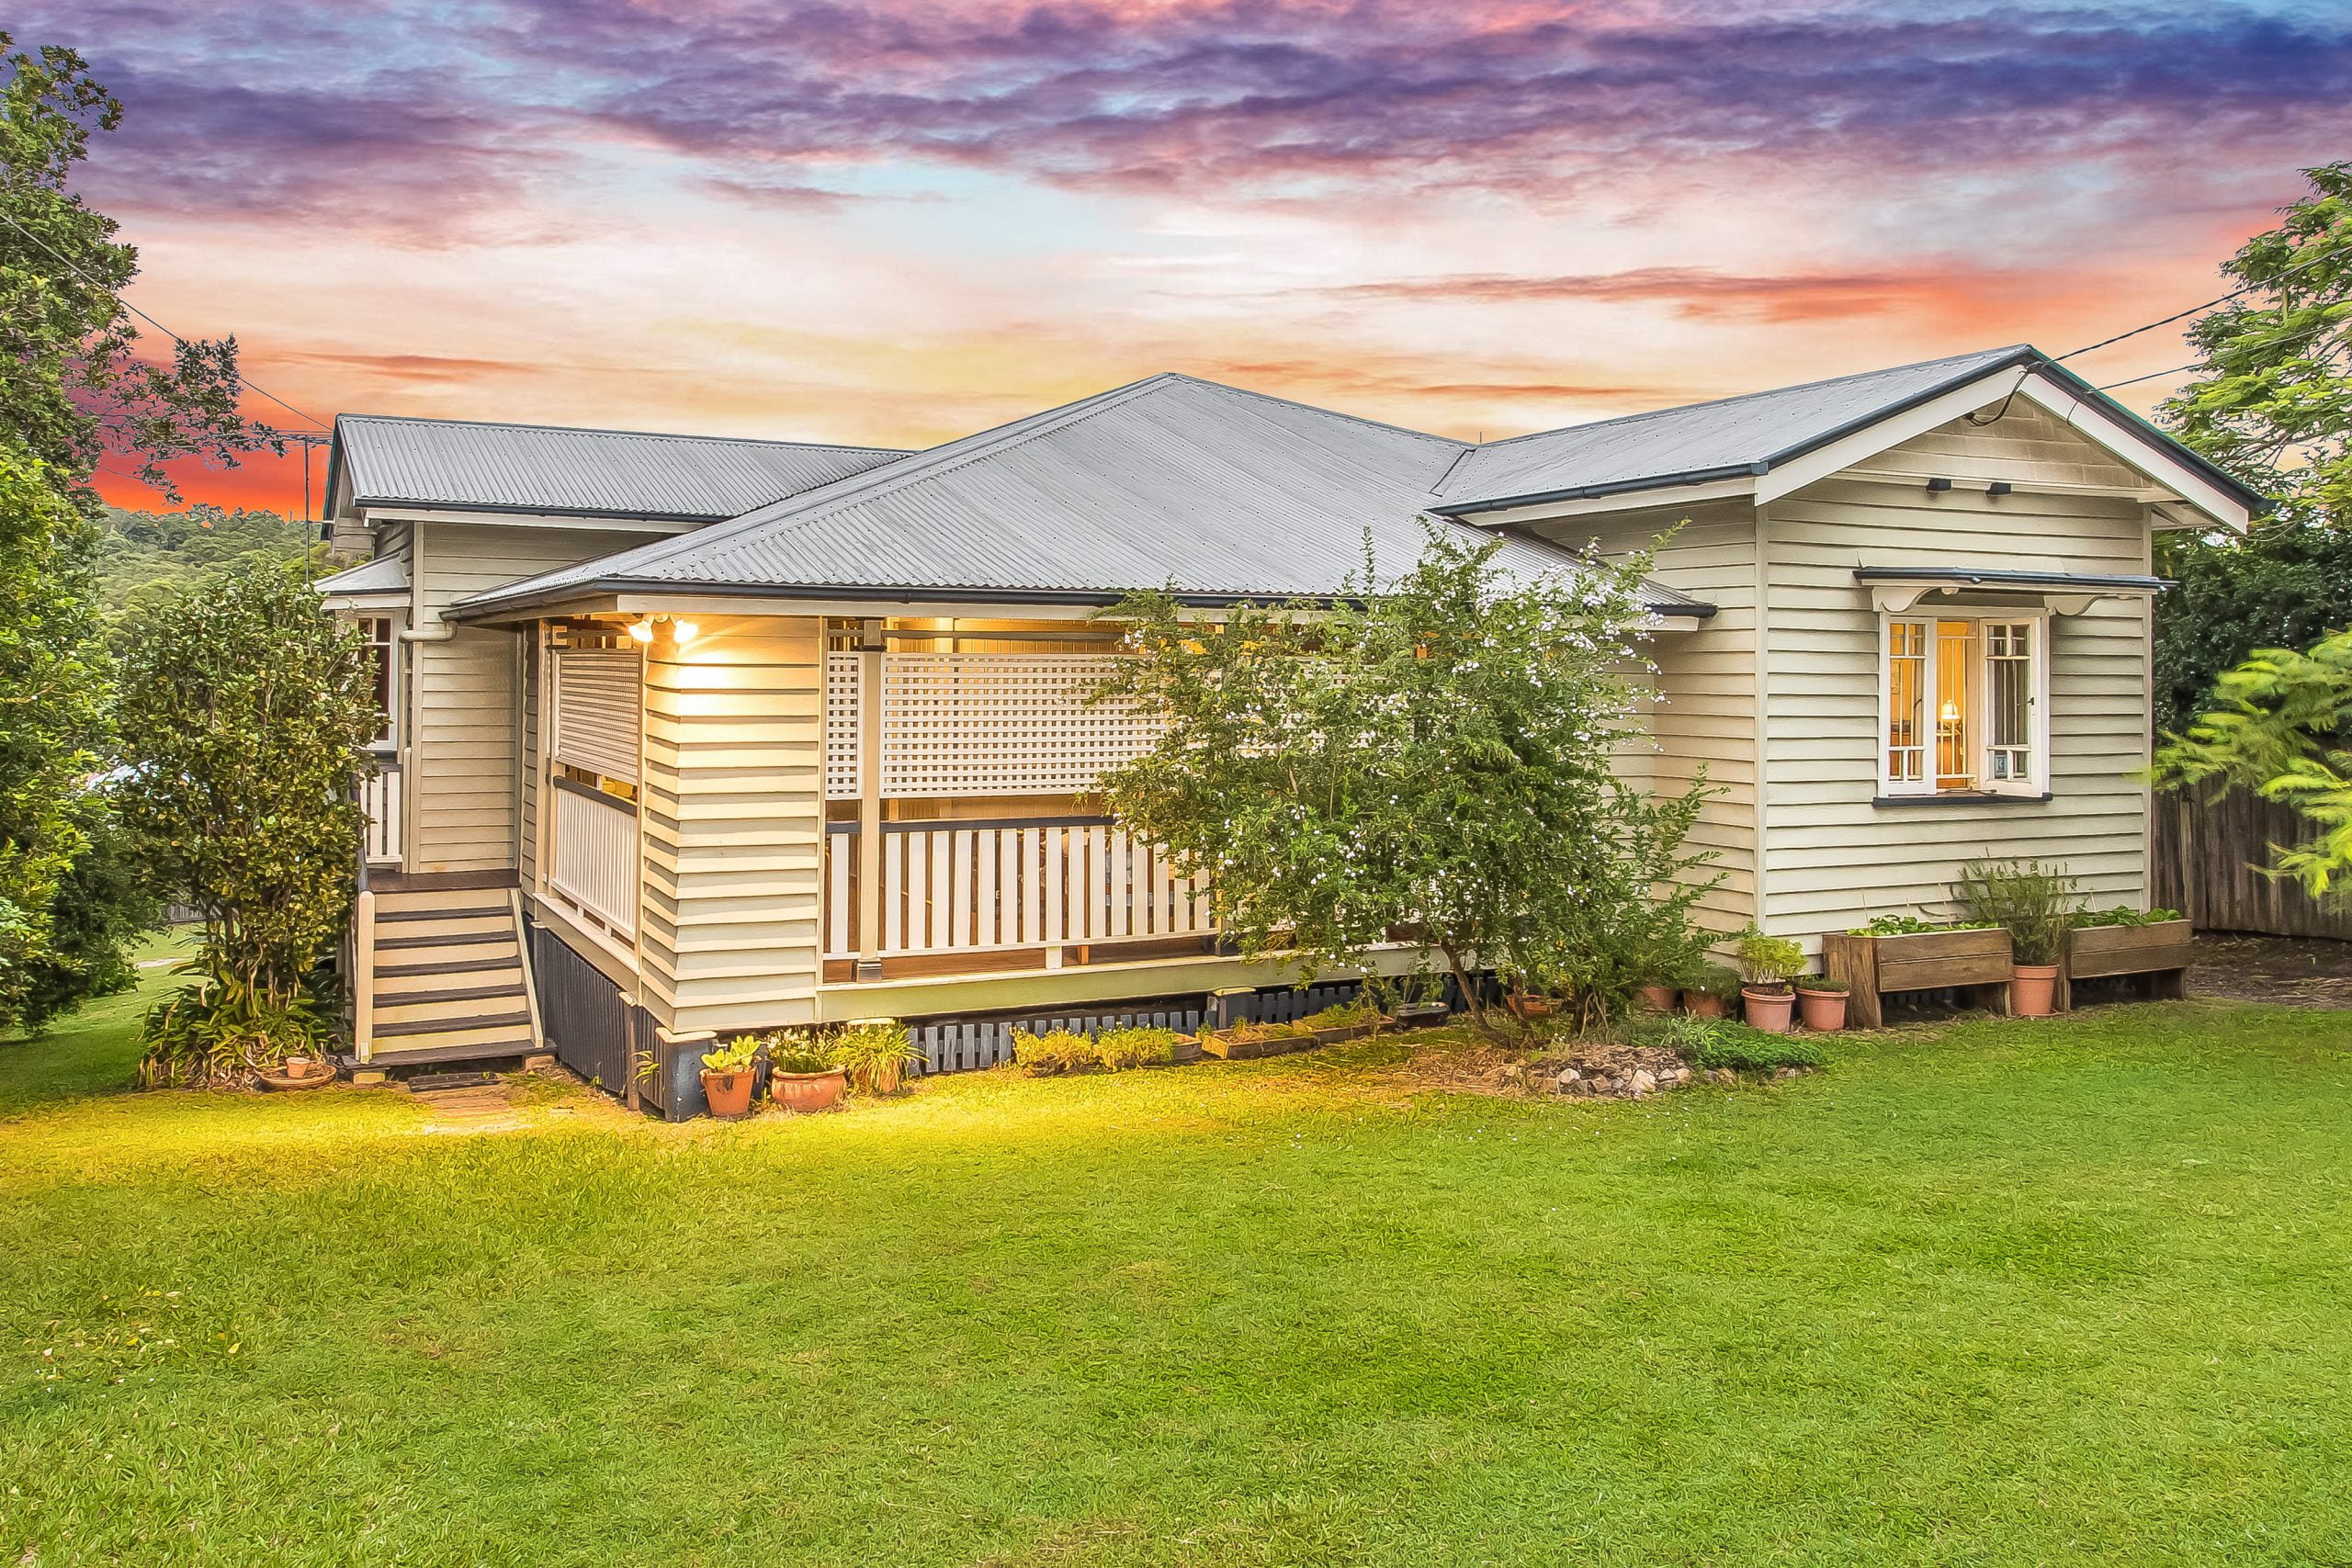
[1878,611,2049,796]
[362,616,396,748]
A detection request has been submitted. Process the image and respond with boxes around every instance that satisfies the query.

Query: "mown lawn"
[3,973,2350,1566]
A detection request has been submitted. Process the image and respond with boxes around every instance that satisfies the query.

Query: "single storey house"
[314,344,2259,1101]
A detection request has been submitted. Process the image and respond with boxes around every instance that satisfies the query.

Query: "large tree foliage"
[115,567,378,1084]
[1096,525,1719,1030]
[0,36,278,1032]
[0,445,107,1029]
[2154,630,2352,900]
[2154,164,2352,731]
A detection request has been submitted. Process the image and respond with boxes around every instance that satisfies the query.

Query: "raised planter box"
[1199,1027,1318,1061]
[1821,928,2014,1030]
[2059,919,2193,1010]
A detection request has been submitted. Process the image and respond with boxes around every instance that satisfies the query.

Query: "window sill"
[1871,791,2052,808]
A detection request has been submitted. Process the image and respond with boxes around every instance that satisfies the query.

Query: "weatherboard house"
[315,345,2258,1107]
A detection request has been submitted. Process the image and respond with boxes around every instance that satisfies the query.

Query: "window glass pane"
[1986,621,2032,782]
[1886,621,1926,783]
[1935,621,1975,790]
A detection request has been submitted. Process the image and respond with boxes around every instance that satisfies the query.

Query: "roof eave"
[1431,461,1770,518]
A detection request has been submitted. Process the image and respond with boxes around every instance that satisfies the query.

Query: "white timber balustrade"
[823,820,1212,962]
[549,784,639,940]
[359,758,402,866]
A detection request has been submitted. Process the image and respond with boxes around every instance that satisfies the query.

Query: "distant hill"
[97,506,334,618]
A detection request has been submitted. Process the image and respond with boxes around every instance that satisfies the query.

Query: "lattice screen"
[825,654,863,797]
[823,651,1158,799]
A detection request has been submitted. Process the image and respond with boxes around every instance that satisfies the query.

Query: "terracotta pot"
[2010,964,2061,1019]
[1506,994,1555,1021]
[1635,985,1678,1013]
[701,1068,756,1120]
[1795,987,1848,1032]
[1683,991,1728,1019]
[769,1066,848,1112]
[1741,986,1795,1033]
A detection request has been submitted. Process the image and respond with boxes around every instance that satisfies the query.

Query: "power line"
[0,207,329,432]
[2057,244,2338,363]
[2097,312,2345,391]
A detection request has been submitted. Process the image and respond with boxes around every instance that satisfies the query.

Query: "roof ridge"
[334,411,910,456]
[1469,344,2031,453]
[1156,373,1466,450]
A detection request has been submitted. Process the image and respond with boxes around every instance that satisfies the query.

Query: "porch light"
[671,619,698,647]
[628,619,655,644]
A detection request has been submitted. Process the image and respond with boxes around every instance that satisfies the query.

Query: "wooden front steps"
[355,886,543,1065]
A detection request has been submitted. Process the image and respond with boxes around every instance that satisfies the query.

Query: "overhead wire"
[0,207,329,433]
[2056,244,2338,364]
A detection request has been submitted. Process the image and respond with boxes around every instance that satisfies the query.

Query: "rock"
[1630,1069,1657,1092]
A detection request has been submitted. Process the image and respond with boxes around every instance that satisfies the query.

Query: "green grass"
[4,977,2351,1566]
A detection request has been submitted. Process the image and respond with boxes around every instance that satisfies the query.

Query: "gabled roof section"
[452,375,1706,615]
[1434,346,2035,513]
[327,413,910,524]
[1431,345,2267,523]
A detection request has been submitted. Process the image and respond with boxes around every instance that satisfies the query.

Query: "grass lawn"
[4,974,2350,1566]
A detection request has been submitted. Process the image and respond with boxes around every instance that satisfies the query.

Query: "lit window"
[1880,613,2044,796]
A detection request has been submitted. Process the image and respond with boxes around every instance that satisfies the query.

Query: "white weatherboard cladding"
[553,646,643,784]
[824,652,1157,798]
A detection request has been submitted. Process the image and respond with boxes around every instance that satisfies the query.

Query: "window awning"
[1852,566,2172,616]
[314,555,410,613]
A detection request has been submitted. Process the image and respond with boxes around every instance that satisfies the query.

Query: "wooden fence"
[2153,790,2352,941]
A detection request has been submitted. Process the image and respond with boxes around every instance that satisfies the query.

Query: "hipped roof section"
[451,374,1707,618]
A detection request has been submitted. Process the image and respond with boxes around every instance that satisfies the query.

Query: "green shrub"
[137,967,329,1088]
[1685,964,1741,1000]
[1296,998,1380,1032]
[1794,974,1849,993]
[763,1027,836,1076]
[2073,905,2185,928]
[702,1035,761,1075]
[1735,932,1807,990]
[1640,1014,1824,1071]
[832,1021,922,1094]
[1012,1028,1094,1075]
[1093,1026,1181,1069]
[1849,914,1997,937]
[1951,859,2081,965]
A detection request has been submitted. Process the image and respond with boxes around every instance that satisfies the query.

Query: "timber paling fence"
[2153,790,2352,942]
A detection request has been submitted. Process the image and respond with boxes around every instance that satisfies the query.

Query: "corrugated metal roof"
[331,414,910,522]
[313,555,408,597]
[1433,345,2032,513]
[454,375,1704,613]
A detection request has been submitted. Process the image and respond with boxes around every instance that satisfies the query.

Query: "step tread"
[378,904,511,924]
[374,982,526,1010]
[375,955,525,979]
[372,1009,534,1040]
[374,931,521,952]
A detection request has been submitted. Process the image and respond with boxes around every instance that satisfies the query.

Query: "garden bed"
[1821,927,2013,1029]
[2060,918,2193,1009]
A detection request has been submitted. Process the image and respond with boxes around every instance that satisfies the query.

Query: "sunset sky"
[28,0,2350,518]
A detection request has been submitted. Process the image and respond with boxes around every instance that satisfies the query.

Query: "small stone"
[1630,1069,1657,1092]
[1555,1067,1581,1087]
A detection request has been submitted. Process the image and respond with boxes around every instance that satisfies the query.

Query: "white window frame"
[1875,607,2051,798]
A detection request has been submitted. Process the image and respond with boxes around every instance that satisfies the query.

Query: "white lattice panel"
[825,653,862,798]
[824,652,1157,799]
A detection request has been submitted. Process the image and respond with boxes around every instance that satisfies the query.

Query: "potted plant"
[1735,932,1807,1034]
[764,1028,850,1111]
[1793,973,1849,1032]
[1952,859,2079,1019]
[1634,974,1679,1013]
[831,1020,922,1095]
[1681,964,1740,1020]
[699,1034,763,1120]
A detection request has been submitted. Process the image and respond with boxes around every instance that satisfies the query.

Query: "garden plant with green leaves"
[1096,524,1718,1032]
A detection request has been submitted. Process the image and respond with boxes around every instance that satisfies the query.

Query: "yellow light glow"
[1939,700,1960,723]
[628,619,655,644]
[671,619,698,646]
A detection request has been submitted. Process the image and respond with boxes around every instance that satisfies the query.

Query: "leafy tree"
[114,566,378,1084]
[0,445,108,1030]
[1096,525,1719,1031]
[2154,163,2352,730]
[2154,630,2352,900]
[96,504,325,623]
[0,36,278,1032]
